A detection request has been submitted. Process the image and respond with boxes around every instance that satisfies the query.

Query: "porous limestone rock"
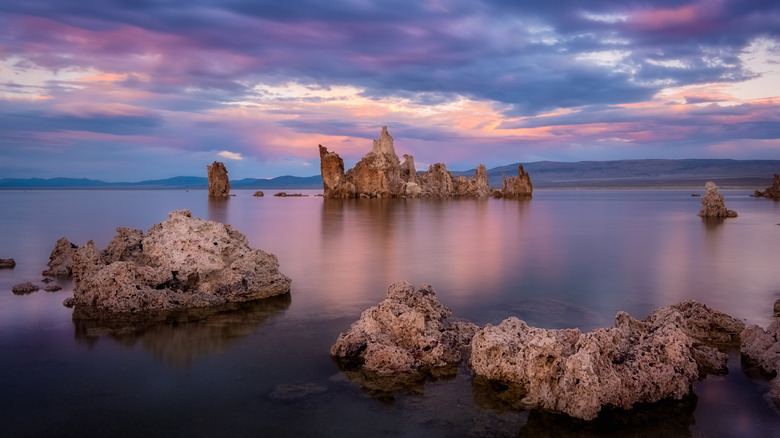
[207,161,231,198]
[319,126,531,198]
[330,281,478,375]
[0,258,15,269]
[42,237,78,276]
[12,282,39,295]
[741,319,780,404]
[63,209,291,312]
[469,300,742,421]
[752,174,780,199]
[698,181,737,218]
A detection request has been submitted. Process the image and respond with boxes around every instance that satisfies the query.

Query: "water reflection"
[72,293,291,366]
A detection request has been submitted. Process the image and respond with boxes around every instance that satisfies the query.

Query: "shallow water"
[1,189,779,437]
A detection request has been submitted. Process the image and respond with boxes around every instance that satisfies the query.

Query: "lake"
[1,189,779,437]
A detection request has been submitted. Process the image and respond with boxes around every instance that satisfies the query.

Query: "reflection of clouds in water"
[72,293,290,367]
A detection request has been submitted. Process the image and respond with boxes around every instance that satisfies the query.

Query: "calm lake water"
[1,189,779,437]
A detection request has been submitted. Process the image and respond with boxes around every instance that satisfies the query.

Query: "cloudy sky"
[1,0,778,181]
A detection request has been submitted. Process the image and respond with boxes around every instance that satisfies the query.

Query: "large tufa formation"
[469,300,743,421]
[42,237,78,276]
[740,301,780,405]
[698,181,737,218]
[207,161,231,198]
[319,126,530,198]
[494,165,533,198]
[752,173,780,199]
[330,281,478,375]
[63,210,291,312]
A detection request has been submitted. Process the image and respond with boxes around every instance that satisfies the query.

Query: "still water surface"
[1,189,779,437]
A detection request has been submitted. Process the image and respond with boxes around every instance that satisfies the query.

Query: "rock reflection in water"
[472,376,696,437]
[71,293,291,366]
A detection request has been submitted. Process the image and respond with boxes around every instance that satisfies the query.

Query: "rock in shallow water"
[63,209,291,312]
[330,281,478,375]
[468,301,743,420]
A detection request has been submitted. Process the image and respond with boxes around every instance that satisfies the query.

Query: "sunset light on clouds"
[1,0,778,180]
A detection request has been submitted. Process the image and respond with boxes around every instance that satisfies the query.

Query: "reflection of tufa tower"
[207,161,231,198]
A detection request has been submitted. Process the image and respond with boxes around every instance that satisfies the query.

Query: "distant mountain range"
[2,159,778,190]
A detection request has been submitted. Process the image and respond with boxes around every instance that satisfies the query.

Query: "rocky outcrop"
[698,181,737,218]
[469,300,743,421]
[63,210,291,312]
[252,191,264,197]
[741,307,780,405]
[493,165,533,198]
[42,237,78,276]
[752,174,780,199]
[0,258,15,269]
[207,161,230,198]
[330,281,478,375]
[319,127,531,198]
[273,192,307,197]
[12,282,39,295]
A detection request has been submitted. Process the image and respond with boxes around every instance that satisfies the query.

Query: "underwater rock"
[207,161,231,198]
[698,181,737,218]
[12,282,39,295]
[330,281,478,375]
[42,237,78,277]
[63,209,291,312]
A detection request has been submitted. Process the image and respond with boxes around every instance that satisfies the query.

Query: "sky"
[1,0,779,181]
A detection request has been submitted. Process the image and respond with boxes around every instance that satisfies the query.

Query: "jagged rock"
[741,319,780,404]
[319,126,531,198]
[469,300,741,421]
[0,258,15,269]
[698,181,737,217]
[207,161,230,198]
[253,191,264,197]
[752,174,780,199]
[493,165,533,198]
[330,281,478,375]
[12,282,39,295]
[63,209,291,312]
[42,237,78,277]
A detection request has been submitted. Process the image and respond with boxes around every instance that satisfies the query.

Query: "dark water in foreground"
[1,189,779,437]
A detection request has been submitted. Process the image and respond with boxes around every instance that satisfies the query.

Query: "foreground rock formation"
[207,161,231,198]
[752,173,780,199]
[698,181,737,218]
[330,281,478,375]
[469,300,743,420]
[319,127,532,198]
[42,237,78,276]
[741,312,780,405]
[63,210,291,312]
[333,282,747,421]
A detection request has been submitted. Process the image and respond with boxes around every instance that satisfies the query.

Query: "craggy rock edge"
[332,282,748,421]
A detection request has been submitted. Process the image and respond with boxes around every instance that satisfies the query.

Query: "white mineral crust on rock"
[64,210,291,312]
[469,300,743,420]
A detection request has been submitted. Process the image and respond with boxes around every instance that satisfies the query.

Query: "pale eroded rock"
[63,210,291,312]
[330,281,478,375]
[741,319,780,404]
[698,181,737,218]
[42,237,78,276]
[752,174,780,199]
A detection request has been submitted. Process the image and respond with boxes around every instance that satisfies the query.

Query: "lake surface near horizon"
[1,189,779,437]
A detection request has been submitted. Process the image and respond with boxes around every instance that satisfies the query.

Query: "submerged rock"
[469,300,743,421]
[63,209,291,312]
[207,161,231,198]
[12,282,39,295]
[752,174,780,199]
[42,237,78,276]
[698,181,737,218]
[319,126,532,198]
[330,281,478,375]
